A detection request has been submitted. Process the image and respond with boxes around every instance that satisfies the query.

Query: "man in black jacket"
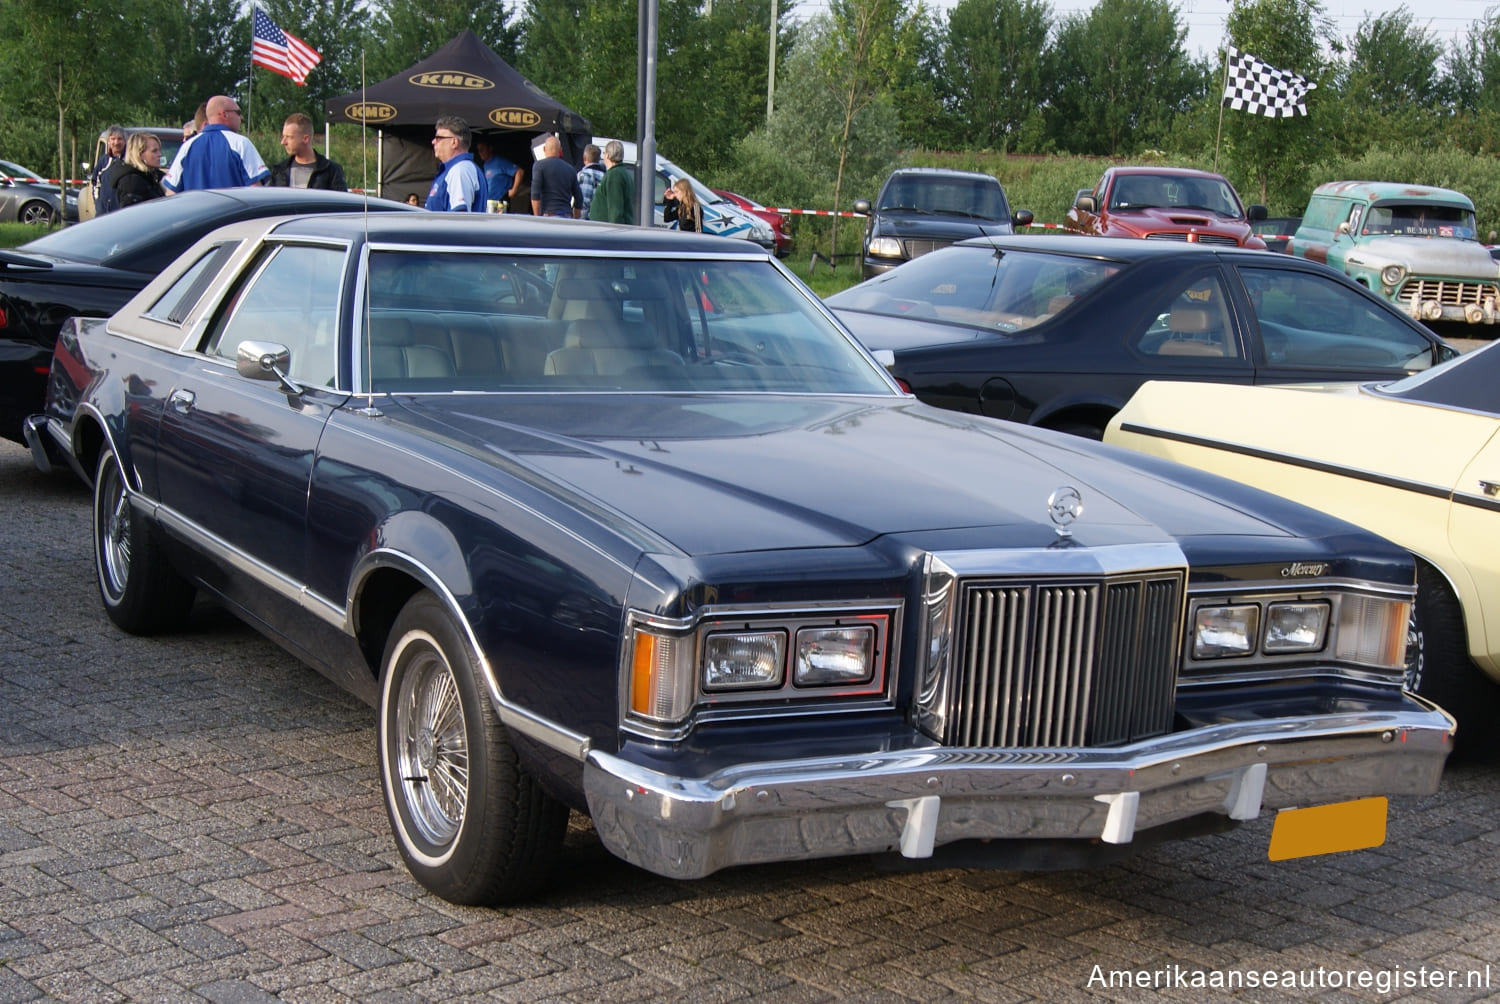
[268,113,347,191]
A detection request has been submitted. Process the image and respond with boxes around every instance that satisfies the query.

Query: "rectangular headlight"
[703,630,786,690]
[1193,604,1259,658]
[1264,601,1330,653]
[1334,594,1409,669]
[795,625,875,686]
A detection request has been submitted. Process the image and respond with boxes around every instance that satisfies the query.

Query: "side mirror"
[1336,222,1352,237]
[1247,204,1268,222]
[853,199,871,215]
[1073,194,1095,213]
[236,340,300,395]
[1013,208,1034,228]
[870,348,895,370]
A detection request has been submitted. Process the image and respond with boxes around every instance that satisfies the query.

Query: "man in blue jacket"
[425,116,485,213]
[163,95,270,193]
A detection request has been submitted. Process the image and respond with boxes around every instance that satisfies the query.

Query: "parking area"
[2,436,1498,1003]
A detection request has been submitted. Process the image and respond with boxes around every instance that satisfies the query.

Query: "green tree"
[1324,7,1445,146]
[1047,0,1198,155]
[247,0,375,135]
[367,0,519,82]
[1219,0,1334,204]
[939,0,1053,152]
[818,0,927,249]
[0,0,152,188]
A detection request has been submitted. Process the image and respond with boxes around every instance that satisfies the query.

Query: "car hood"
[397,394,1307,556]
[1347,236,1499,277]
[1110,208,1250,238]
[873,213,1012,241]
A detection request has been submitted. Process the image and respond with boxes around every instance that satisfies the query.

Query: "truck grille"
[901,238,954,259]
[1396,278,1499,307]
[1143,232,1240,247]
[946,572,1183,747]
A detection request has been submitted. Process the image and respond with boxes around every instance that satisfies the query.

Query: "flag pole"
[1213,43,1230,173]
[246,6,256,133]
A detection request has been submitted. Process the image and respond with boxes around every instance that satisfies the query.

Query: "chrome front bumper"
[582,704,1453,880]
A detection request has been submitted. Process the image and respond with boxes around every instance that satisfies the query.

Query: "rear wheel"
[1406,562,1500,755]
[379,592,567,904]
[93,446,195,634]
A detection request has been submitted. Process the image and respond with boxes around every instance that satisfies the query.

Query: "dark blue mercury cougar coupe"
[26,213,1453,904]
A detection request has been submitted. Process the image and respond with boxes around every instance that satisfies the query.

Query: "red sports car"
[712,189,792,257]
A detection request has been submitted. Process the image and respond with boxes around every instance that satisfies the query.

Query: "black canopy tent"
[325,30,591,204]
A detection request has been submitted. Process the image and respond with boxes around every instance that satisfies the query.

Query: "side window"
[1346,203,1364,234]
[204,244,345,388]
[144,242,239,325]
[1132,272,1241,362]
[1240,267,1435,370]
[654,172,670,205]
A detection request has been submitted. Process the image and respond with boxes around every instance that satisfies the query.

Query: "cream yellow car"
[1106,341,1500,745]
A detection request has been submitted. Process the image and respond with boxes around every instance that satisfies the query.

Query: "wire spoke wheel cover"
[378,592,566,904]
[392,639,470,849]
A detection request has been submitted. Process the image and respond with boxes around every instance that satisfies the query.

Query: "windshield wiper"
[881,205,932,214]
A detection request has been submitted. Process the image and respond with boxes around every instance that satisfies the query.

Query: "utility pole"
[767,0,777,121]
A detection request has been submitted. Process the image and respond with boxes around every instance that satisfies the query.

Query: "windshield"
[1361,203,1477,240]
[878,175,1010,221]
[1370,338,1498,415]
[360,252,895,395]
[1109,174,1243,216]
[825,245,1118,333]
[0,160,43,181]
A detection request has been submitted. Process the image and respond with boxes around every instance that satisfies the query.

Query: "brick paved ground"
[2,439,1498,1003]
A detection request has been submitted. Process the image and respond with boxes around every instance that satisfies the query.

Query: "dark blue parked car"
[27,213,1453,904]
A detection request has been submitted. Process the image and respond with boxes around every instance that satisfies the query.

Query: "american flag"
[251,7,321,86]
[1221,47,1315,118]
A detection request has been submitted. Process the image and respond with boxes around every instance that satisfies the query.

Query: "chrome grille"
[947,572,1183,748]
[1143,232,1240,247]
[901,238,954,259]
[1396,278,1499,307]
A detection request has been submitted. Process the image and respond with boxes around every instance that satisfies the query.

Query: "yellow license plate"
[1268,797,1387,861]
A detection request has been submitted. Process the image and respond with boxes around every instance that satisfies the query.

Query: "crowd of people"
[86,106,666,230]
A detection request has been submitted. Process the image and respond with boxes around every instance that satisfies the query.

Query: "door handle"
[1479,480,1500,498]
[168,389,195,414]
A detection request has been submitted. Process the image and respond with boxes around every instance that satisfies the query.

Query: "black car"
[0,187,414,443]
[828,235,1458,439]
[27,212,1452,904]
[853,168,1033,278]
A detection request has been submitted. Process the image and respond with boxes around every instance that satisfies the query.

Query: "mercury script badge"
[1047,486,1084,538]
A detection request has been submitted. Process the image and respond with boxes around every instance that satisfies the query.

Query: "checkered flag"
[1221,47,1315,117]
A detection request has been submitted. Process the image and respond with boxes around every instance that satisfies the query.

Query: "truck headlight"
[1381,264,1405,288]
[867,237,902,258]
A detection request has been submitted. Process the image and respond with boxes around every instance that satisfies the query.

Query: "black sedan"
[0,187,412,444]
[826,236,1458,439]
[27,213,1451,904]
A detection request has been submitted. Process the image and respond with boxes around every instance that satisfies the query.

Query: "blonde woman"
[111,132,166,209]
[663,178,700,232]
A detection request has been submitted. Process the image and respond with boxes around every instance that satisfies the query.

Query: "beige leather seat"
[1158,304,1228,356]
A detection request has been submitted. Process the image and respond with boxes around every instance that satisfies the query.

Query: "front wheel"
[19,200,56,225]
[1406,562,1499,755]
[93,446,194,634]
[379,592,567,904]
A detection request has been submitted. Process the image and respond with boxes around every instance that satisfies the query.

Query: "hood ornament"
[1047,486,1084,538]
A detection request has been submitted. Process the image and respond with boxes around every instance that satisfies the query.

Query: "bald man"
[530,135,582,218]
[164,94,269,193]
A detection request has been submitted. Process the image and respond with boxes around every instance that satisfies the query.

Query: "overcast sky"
[791,0,1495,61]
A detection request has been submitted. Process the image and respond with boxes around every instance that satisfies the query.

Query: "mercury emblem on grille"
[1047,486,1084,538]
